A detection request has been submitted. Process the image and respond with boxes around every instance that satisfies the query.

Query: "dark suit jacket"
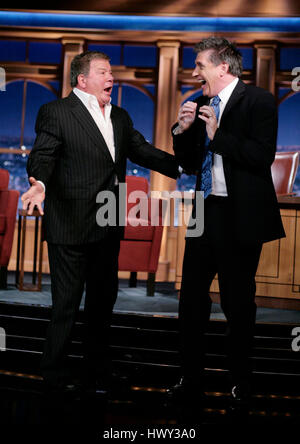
[173,79,285,244]
[27,91,179,244]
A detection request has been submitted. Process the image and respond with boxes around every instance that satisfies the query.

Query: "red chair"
[118,176,164,296]
[0,169,19,288]
[271,151,299,196]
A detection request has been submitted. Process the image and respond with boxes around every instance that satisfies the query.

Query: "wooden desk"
[175,195,300,302]
[253,196,300,301]
[15,209,44,291]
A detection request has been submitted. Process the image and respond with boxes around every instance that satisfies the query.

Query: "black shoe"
[82,378,109,397]
[167,377,204,403]
[228,383,251,417]
[43,380,81,400]
[167,377,206,425]
[81,370,129,398]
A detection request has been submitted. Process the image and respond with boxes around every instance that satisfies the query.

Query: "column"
[151,41,180,281]
[255,43,277,94]
[61,39,85,98]
[151,41,180,192]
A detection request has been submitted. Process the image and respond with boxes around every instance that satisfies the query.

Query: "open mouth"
[104,86,112,93]
[199,80,206,86]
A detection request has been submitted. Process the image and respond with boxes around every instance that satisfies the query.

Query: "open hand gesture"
[21,177,45,216]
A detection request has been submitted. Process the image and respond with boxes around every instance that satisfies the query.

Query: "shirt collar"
[73,87,112,111]
[216,77,239,106]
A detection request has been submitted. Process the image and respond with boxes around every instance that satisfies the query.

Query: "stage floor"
[1,272,300,324]
[1,273,300,426]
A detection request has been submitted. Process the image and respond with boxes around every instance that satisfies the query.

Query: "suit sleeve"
[27,103,62,187]
[209,90,278,169]
[172,122,200,174]
[171,98,206,175]
[125,111,180,179]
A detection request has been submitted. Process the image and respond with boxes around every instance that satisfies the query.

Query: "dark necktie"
[200,95,221,198]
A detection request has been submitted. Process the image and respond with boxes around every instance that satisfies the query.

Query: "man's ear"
[77,73,86,88]
[220,61,229,77]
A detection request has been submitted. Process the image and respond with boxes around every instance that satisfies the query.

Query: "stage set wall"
[1,5,300,307]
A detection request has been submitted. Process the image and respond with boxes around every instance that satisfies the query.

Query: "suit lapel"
[220,79,245,123]
[110,105,122,164]
[67,92,114,164]
[219,80,245,194]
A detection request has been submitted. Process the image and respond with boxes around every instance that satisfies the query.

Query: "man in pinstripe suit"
[21,51,180,393]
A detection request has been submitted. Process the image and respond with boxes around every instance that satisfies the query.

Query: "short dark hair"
[70,50,111,87]
[194,37,243,77]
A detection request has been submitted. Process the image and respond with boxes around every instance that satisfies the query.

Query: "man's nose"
[192,67,198,78]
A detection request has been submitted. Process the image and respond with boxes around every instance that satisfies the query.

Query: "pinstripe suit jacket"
[27,91,179,245]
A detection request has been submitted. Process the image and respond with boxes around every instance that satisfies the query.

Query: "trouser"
[41,236,120,387]
[179,195,262,386]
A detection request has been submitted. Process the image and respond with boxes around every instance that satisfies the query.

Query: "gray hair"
[70,50,110,87]
[194,37,243,77]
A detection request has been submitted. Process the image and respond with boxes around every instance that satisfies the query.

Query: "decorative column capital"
[156,41,180,49]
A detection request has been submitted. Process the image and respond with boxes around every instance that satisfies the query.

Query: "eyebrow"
[96,67,113,73]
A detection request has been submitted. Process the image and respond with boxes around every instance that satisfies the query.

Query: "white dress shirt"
[73,87,115,162]
[211,77,239,196]
[74,87,182,179]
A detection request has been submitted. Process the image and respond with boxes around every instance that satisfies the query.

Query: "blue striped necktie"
[200,95,221,198]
